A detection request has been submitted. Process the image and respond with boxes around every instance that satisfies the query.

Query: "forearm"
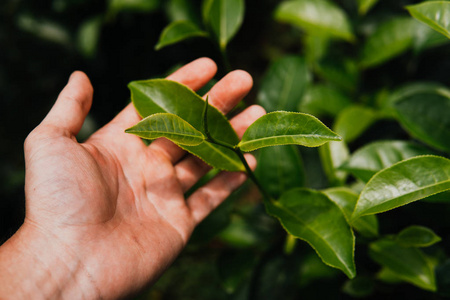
[0,223,99,300]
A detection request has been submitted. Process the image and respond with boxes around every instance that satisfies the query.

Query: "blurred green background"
[2,0,450,299]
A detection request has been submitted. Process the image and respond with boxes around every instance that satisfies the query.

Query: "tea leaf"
[300,84,351,117]
[257,56,310,113]
[255,145,305,199]
[396,225,441,248]
[360,17,417,68]
[407,1,450,39]
[125,113,205,146]
[155,21,207,50]
[356,0,378,15]
[203,0,244,50]
[239,112,341,152]
[319,141,349,186]
[323,187,379,238]
[390,84,450,152]
[333,106,379,143]
[341,141,435,182]
[265,188,356,278]
[129,79,244,171]
[275,0,354,41]
[369,239,437,291]
[108,0,159,14]
[353,156,450,219]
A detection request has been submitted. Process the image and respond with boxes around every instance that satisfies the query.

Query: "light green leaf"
[323,187,379,238]
[274,0,355,41]
[125,113,205,146]
[203,0,244,50]
[265,188,356,278]
[255,145,305,199]
[129,79,244,171]
[239,112,341,152]
[353,156,450,219]
[356,0,378,15]
[257,56,310,113]
[333,106,380,143]
[407,1,450,39]
[360,17,417,68]
[340,141,435,182]
[396,225,441,248]
[413,20,450,53]
[300,84,352,117]
[390,84,450,152]
[155,21,207,50]
[303,34,330,63]
[319,141,349,186]
[77,16,102,59]
[165,0,201,24]
[369,239,437,291]
[108,0,159,13]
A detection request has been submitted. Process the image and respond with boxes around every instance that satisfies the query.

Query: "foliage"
[3,0,450,299]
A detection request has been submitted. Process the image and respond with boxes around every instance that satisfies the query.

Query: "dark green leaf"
[274,0,355,41]
[129,79,244,171]
[255,145,305,199]
[333,106,380,143]
[360,17,417,68]
[165,0,200,24]
[155,21,207,50]
[239,112,341,152]
[300,84,352,117]
[342,276,375,298]
[299,252,339,287]
[407,1,450,39]
[265,188,356,278]
[314,59,359,92]
[356,0,379,15]
[413,21,450,53]
[353,156,450,219]
[203,0,244,50]
[257,56,310,112]
[390,84,450,152]
[126,113,205,145]
[340,141,435,182]
[323,187,379,238]
[436,260,450,297]
[396,225,441,247]
[369,239,437,291]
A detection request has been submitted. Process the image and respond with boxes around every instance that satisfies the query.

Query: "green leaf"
[413,21,450,53]
[353,156,450,219]
[303,34,330,63]
[340,141,435,182]
[76,16,102,59]
[356,0,378,15]
[265,188,356,278]
[396,225,441,248]
[203,0,244,50]
[239,112,341,152]
[407,1,450,39]
[342,276,375,298]
[319,141,349,186]
[129,79,244,171]
[360,17,417,68]
[390,84,450,152]
[257,56,310,113]
[125,113,205,146]
[274,0,355,41]
[299,252,339,287]
[165,0,201,24]
[155,21,208,50]
[300,84,352,117]
[333,106,380,143]
[255,145,305,199]
[369,239,437,291]
[314,59,359,92]
[108,0,159,13]
[323,187,379,238]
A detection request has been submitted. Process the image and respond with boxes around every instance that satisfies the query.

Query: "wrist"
[0,221,100,299]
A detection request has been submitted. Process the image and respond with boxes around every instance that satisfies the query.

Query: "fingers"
[40,71,93,137]
[187,154,256,224]
[175,105,266,192]
[149,69,254,164]
[108,57,218,130]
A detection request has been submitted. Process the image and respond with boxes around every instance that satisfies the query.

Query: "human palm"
[18,58,265,299]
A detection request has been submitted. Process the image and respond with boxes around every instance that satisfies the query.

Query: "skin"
[0,58,265,299]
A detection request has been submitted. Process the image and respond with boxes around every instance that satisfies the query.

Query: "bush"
[2,0,450,299]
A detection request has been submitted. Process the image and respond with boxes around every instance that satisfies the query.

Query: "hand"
[0,58,265,299]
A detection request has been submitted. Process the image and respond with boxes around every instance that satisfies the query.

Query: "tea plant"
[127,0,450,298]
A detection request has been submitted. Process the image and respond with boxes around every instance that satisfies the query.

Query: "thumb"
[40,71,93,137]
